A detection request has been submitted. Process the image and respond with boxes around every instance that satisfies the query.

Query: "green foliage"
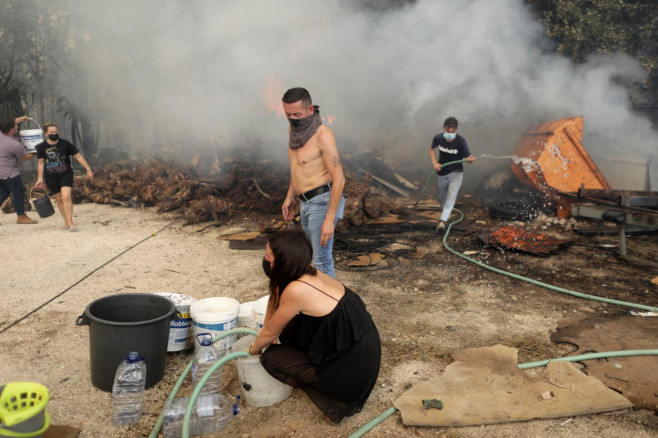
[527,0,658,96]
[0,0,69,118]
[0,0,100,153]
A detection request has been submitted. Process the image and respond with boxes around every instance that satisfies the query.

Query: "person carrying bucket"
[35,122,93,231]
[0,115,38,225]
[248,229,381,423]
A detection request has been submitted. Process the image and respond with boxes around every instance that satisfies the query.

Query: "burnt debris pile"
[70,150,406,226]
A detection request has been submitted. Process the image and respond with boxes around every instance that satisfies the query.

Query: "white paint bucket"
[190,297,240,355]
[19,120,43,153]
[251,295,270,329]
[232,335,293,407]
[237,301,258,338]
[151,292,197,352]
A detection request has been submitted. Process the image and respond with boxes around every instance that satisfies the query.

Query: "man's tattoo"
[332,156,341,167]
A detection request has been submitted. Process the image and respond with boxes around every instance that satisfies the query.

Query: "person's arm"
[20,152,36,162]
[73,153,94,181]
[248,285,305,355]
[35,158,45,189]
[429,143,441,171]
[12,115,33,161]
[459,137,475,164]
[263,299,275,325]
[317,128,345,246]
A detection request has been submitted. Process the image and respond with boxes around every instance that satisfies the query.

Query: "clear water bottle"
[191,333,222,394]
[162,393,233,438]
[112,351,147,427]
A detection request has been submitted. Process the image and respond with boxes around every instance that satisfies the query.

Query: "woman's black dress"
[260,286,381,423]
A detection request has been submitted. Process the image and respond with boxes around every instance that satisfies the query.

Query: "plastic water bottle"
[192,333,222,394]
[112,351,147,426]
[162,393,233,438]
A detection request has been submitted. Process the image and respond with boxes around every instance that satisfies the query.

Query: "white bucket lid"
[151,292,197,310]
[190,297,240,323]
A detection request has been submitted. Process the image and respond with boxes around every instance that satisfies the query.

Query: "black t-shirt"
[430,133,471,175]
[36,139,78,174]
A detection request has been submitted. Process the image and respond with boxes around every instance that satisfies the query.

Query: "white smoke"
[55,0,653,188]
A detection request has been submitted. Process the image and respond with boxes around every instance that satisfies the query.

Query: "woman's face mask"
[48,133,59,141]
[262,257,272,278]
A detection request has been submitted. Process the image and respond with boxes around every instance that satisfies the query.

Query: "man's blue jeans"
[0,175,26,216]
[437,171,463,222]
[299,191,345,279]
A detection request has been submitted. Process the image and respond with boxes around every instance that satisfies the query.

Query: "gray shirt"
[0,133,28,179]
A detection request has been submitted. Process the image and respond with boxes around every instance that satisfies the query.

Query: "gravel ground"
[1,201,656,438]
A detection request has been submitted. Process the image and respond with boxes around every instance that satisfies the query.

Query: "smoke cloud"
[57,0,654,189]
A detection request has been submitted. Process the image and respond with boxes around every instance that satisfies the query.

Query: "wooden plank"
[216,231,262,241]
[365,215,403,225]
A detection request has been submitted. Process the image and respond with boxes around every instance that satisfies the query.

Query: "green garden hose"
[348,349,658,438]
[517,349,658,369]
[443,208,658,313]
[413,159,468,206]
[348,210,658,437]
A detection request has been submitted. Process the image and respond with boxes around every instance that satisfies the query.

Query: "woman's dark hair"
[267,229,317,310]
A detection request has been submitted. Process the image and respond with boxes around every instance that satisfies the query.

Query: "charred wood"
[71,154,402,226]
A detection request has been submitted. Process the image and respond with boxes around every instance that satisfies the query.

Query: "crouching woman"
[248,229,381,423]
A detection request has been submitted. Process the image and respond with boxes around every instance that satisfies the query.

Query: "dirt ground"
[1,196,657,438]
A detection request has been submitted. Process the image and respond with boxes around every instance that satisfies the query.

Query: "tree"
[0,1,102,156]
[527,0,658,98]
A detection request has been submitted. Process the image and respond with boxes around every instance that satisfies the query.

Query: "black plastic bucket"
[30,187,55,219]
[76,293,176,392]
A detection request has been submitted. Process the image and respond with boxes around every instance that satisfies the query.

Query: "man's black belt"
[298,183,332,202]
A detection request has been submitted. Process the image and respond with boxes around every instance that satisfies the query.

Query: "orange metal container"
[511,116,611,217]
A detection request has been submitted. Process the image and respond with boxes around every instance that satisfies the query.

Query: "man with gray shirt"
[0,115,38,224]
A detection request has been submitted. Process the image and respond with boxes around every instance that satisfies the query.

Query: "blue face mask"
[443,132,456,141]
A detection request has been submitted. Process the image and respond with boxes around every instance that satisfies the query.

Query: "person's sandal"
[435,220,446,233]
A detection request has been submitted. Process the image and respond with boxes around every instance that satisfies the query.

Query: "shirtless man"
[281,87,345,278]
